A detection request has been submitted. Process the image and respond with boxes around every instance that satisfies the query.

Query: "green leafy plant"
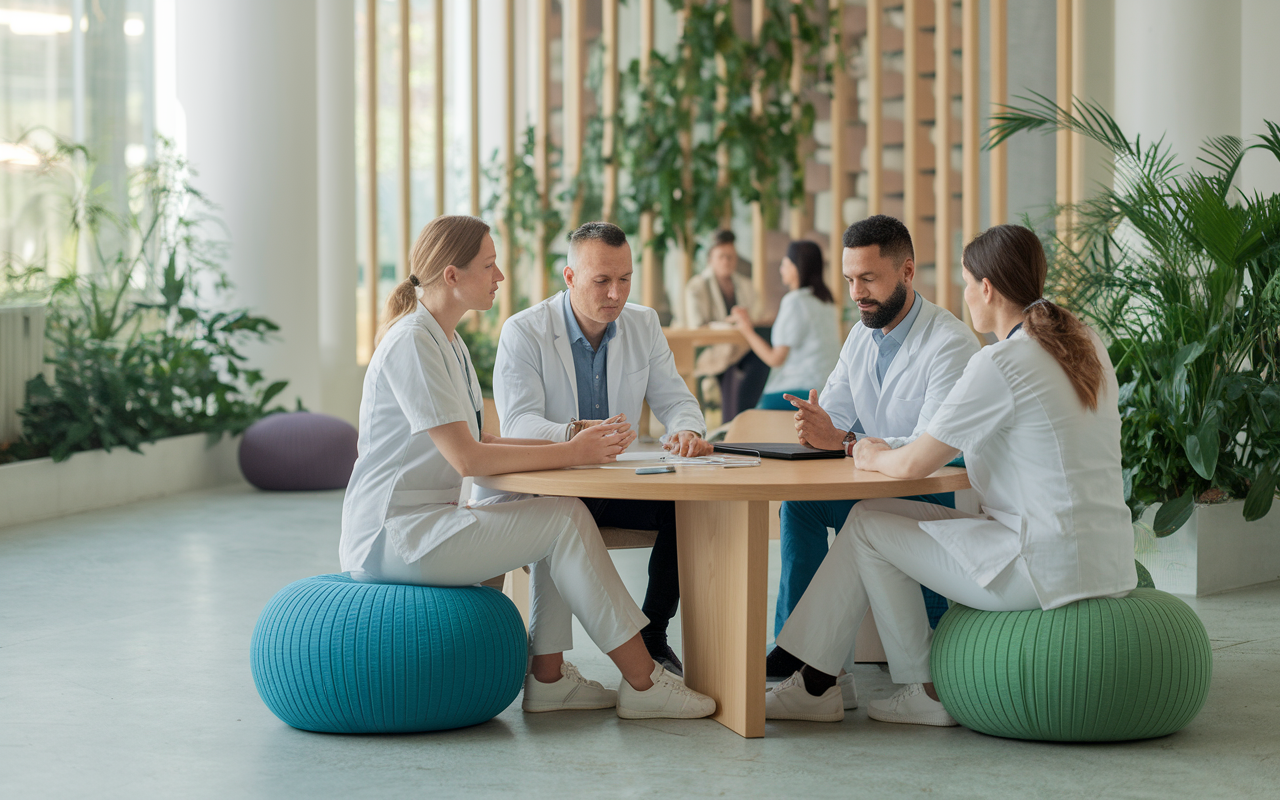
[1,133,292,463]
[989,95,1280,531]
[485,0,835,314]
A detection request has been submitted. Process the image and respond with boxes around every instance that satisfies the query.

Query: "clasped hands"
[782,389,891,472]
[570,414,712,459]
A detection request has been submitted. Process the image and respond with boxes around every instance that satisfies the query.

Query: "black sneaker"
[643,635,684,678]
[765,646,804,681]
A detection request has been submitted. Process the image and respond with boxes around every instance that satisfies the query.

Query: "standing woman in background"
[729,240,842,410]
[764,224,1136,725]
[340,215,715,721]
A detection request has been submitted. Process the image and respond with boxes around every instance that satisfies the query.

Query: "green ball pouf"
[930,588,1212,742]
[251,574,527,734]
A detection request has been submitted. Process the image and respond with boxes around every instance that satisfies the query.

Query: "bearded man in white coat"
[766,215,981,683]
[492,221,713,676]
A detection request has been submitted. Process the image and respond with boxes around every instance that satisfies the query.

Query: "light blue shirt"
[871,291,923,384]
[851,291,923,434]
[562,291,616,421]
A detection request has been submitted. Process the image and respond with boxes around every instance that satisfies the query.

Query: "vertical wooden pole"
[1070,0,1085,224]
[678,7,695,323]
[602,0,620,222]
[640,0,661,313]
[933,0,952,314]
[365,0,379,349]
[534,0,551,302]
[399,0,412,280]
[564,0,586,228]
[715,5,731,228]
[829,0,847,331]
[1055,0,1072,245]
[751,0,766,302]
[960,0,978,327]
[866,0,883,217]
[435,0,446,216]
[789,0,809,239]
[902,0,918,240]
[989,0,1007,225]
[500,0,516,322]
[470,0,481,217]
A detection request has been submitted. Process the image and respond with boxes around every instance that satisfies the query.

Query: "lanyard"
[448,336,483,441]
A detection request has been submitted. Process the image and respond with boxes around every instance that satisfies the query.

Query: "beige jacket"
[683,270,762,377]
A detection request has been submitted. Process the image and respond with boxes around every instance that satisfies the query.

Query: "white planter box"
[0,432,243,529]
[1135,500,1280,596]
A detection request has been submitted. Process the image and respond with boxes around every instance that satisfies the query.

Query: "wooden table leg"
[675,499,769,738]
[670,340,697,396]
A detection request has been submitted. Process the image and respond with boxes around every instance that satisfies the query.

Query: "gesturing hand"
[783,389,845,451]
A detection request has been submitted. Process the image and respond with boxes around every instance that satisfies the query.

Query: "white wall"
[1239,0,1280,196]
[175,0,359,424]
[1114,0,1242,168]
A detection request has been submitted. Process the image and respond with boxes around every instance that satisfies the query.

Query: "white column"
[317,0,361,424]
[175,0,322,411]
[1240,0,1280,196]
[1113,0,1241,167]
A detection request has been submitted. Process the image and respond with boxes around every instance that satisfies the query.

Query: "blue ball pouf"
[251,574,527,733]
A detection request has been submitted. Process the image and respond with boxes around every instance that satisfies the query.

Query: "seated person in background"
[766,215,980,683]
[492,221,713,676]
[684,229,769,423]
[765,223,1137,725]
[728,240,841,409]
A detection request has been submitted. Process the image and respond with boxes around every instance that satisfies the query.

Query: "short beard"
[859,281,909,329]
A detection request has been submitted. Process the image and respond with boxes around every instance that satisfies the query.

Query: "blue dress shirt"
[850,291,923,434]
[563,292,617,421]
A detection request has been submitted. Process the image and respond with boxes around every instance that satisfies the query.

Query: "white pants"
[776,498,1041,683]
[372,495,648,657]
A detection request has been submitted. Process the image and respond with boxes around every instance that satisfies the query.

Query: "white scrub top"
[923,327,1137,609]
[762,287,842,395]
[339,302,484,576]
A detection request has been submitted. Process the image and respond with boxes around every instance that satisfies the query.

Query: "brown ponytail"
[963,225,1104,410]
[374,215,491,348]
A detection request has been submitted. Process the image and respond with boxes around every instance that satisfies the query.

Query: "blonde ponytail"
[374,215,491,347]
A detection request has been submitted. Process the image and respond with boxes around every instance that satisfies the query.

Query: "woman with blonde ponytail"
[762,224,1135,728]
[340,215,715,721]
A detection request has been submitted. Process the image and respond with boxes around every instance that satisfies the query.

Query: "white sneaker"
[866,683,958,727]
[617,661,716,720]
[764,672,844,722]
[838,672,858,710]
[521,661,617,712]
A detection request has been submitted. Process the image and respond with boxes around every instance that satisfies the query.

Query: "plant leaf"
[1243,468,1278,523]
[1184,414,1219,481]
[1153,490,1195,537]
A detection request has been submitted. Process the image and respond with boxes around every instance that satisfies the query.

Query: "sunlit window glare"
[124,16,145,37]
[0,9,73,35]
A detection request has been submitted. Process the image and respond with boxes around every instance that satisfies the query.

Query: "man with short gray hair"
[493,221,712,676]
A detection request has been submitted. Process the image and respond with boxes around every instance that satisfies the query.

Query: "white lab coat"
[494,292,706,441]
[820,295,980,448]
[339,302,486,575]
[923,327,1138,609]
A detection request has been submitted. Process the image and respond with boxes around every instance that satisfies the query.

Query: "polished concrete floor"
[2,484,1278,799]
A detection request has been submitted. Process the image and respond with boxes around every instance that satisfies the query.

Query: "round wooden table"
[477,458,969,738]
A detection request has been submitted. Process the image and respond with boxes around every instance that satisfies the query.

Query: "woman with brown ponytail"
[763,224,1136,726]
[340,215,715,721]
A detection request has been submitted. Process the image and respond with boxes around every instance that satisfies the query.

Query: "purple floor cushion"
[239,412,358,491]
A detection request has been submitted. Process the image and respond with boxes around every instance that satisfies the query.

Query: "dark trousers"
[719,350,771,423]
[581,497,679,637]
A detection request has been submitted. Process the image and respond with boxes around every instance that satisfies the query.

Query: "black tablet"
[713,443,845,460]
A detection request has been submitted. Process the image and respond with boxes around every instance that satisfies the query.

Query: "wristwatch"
[843,429,858,457]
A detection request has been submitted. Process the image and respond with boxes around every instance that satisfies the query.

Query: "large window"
[1,0,156,276]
